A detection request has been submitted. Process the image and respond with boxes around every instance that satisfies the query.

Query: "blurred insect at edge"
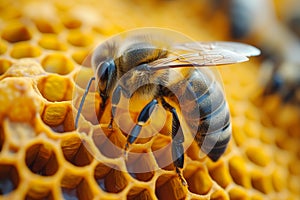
[210,0,300,105]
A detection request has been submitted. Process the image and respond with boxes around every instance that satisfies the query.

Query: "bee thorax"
[118,66,168,98]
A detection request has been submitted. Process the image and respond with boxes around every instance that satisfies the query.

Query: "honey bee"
[75,28,260,184]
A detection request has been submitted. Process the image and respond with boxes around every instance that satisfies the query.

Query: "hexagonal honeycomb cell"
[0,163,19,195]
[0,0,299,200]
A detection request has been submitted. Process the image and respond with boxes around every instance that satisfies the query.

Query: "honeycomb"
[0,0,299,200]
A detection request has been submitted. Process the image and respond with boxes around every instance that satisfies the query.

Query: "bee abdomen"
[197,100,230,133]
[180,69,224,119]
[195,96,231,161]
[198,121,231,161]
[182,70,231,161]
[164,68,231,161]
[196,81,225,118]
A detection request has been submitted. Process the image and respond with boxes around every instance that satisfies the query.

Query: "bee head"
[96,58,117,108]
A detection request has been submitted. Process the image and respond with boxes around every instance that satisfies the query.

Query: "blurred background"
[0,0,299,199]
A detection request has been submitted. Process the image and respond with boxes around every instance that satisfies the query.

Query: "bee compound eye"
[96,59,116,91]
[97,61,111,80]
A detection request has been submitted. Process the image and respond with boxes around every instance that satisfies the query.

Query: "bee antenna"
[75,77,96,129]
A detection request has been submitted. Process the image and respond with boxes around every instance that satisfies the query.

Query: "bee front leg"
[124,99,158,157]
[161,98,187,186]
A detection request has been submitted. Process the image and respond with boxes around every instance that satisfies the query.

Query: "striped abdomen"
[164,68,231,161]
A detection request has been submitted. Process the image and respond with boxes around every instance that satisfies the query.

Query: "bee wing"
[149,42,260,70]
[172,42,261,57]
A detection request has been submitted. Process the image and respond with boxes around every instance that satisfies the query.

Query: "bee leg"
[124,99,158,157]
[75,77,96,129]
[161,98,187,186]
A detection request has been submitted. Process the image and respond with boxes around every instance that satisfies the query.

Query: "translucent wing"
[172,42,261,57]
[149,41,260,70]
